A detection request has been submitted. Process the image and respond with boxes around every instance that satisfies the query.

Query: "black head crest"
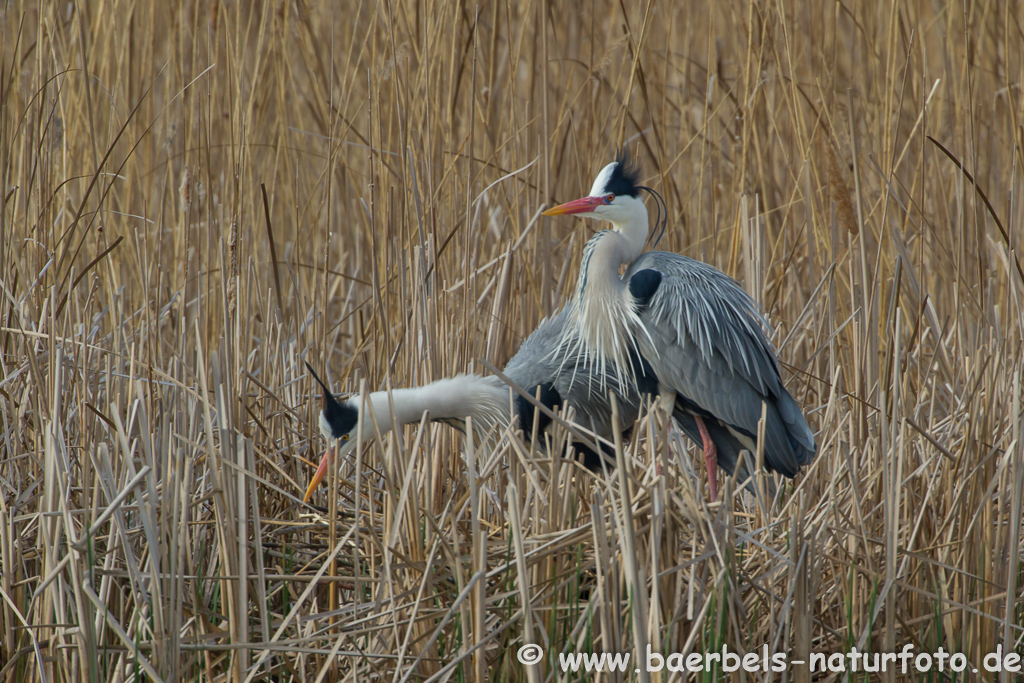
[602,147,642,197]
[606,146,669,247]
[304,361,358,439]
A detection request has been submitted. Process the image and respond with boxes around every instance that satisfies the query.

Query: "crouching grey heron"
[302,308,656,503]
[543,151,816,500]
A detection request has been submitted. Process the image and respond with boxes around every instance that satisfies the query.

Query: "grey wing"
[628,252,816,476]
[503,309,646,441]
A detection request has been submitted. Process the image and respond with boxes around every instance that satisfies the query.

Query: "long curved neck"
[576,230,633,301]
[607,197,649,261]
[559,206,650,392]
[574,195,648,298]
[346,374,510,439]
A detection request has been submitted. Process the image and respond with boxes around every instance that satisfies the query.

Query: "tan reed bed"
[0,1,1021,681]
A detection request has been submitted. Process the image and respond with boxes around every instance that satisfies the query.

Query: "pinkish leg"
[695,416,718,501]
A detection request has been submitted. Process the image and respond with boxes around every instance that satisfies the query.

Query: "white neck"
[604,194,649,260]
[346,374,510,441]
[557,196,651,392]
[572,193,649,310]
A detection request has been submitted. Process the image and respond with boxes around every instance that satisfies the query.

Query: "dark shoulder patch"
[628,269,662,312]
[516,383,562,436]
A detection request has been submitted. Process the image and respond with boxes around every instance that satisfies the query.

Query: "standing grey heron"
[301,308,656,502]
[542,151,815,500]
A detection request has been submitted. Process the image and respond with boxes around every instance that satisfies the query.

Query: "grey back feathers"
[625,251,816,477]
[627,252,779,395]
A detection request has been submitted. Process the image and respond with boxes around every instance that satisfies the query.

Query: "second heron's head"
[303,362,360,502]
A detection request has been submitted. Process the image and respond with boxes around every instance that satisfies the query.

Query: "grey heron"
[542,151,816,500]
[301,308,656,502]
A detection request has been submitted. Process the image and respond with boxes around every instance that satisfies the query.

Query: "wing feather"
[627,252,815,475]
[502,309,649,442]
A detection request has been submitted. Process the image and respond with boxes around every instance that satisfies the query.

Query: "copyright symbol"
[517,643,543,665]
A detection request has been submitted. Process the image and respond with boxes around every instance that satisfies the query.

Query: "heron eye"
[341,434,349,441]
[605,193,615,203]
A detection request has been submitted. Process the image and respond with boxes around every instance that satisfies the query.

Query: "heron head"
[303,362,360,502]
[542,152,646,226]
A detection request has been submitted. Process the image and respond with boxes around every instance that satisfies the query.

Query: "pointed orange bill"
[541,195,607,216]
[302,443,334,503]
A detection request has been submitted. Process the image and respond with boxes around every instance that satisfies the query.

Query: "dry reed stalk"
[1,1,1022,681]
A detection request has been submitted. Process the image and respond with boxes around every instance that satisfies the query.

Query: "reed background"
[1,0,1022,681]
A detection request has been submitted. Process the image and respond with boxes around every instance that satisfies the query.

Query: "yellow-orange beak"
[302,443,334,503]
[541,195,607,216]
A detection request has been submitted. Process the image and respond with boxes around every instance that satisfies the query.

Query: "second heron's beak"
[542,195,607,216]
[303,443,335,503]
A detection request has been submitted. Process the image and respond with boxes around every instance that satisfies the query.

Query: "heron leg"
[695,415,718,501]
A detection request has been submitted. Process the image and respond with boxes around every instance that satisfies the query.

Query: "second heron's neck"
[346,375,509,440]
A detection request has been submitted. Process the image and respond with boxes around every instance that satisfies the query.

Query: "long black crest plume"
[614,145,668,247]
[639,185,668,248]
[605,146,642,197]
[305,361,334,399]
